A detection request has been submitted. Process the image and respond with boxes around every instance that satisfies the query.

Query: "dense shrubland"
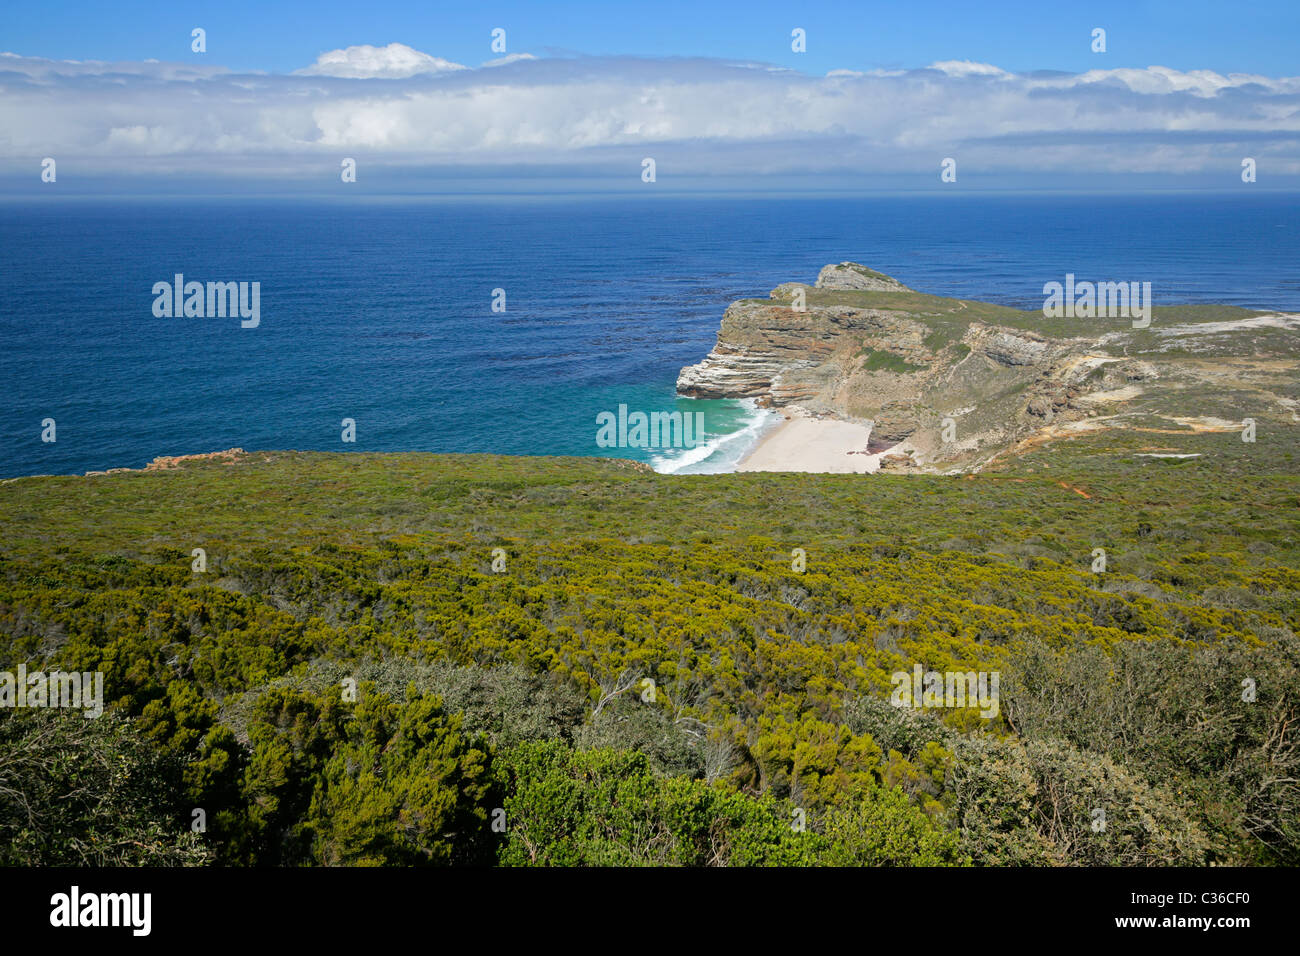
[1,429,1296,865]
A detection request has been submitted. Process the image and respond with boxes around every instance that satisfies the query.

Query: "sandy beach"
[737,406,896,474]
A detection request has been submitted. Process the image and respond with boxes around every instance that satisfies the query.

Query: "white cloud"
[927,60,1010,78]
[296,42,466,78]
[0,47,1296,181]
[1026,64,1291,97]
[482,53,538,68]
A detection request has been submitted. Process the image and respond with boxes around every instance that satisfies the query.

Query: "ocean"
[2,193,1297,479]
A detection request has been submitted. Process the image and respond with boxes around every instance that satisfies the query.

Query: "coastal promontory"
[678,263,1300,473]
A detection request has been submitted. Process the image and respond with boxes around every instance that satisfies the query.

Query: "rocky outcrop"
[969,326,1056,367]
[83,448,249,477]
[677,264,1046,423]
[675,301,831,399]
[676,295,932,404]
[816,262,913,292]
[145,448,247,471]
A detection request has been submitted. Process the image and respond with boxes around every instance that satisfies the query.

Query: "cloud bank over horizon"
[2,42,1297,190]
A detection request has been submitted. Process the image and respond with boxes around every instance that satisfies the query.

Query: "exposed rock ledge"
[84,448,248,476]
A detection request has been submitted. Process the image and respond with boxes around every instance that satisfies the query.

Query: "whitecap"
[650,399,780,475]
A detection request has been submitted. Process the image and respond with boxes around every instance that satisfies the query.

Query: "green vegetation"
[858,348,926,374]
[1,429,1296,866]
[756,286,1279,352]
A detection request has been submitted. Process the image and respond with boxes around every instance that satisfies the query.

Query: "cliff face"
[675,299,923,403]
[679,263,1300,471]
[678,264,929,402]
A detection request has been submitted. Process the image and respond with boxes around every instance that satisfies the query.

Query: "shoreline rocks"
[83,448,248,477]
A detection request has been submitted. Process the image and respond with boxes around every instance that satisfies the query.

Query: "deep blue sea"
[2,194,1297,479]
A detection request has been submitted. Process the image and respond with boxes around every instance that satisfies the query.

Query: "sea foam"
[650,399,779,475]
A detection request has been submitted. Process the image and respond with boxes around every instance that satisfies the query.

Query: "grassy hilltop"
[1,427,1297,866]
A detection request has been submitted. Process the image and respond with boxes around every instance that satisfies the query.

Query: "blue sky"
[6,0,1299,76]
[2,0,1297,194]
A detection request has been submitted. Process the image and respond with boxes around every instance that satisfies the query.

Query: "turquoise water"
[1,194,1297,478]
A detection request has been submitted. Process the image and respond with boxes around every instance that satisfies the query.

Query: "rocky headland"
[678,262,1300,473]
